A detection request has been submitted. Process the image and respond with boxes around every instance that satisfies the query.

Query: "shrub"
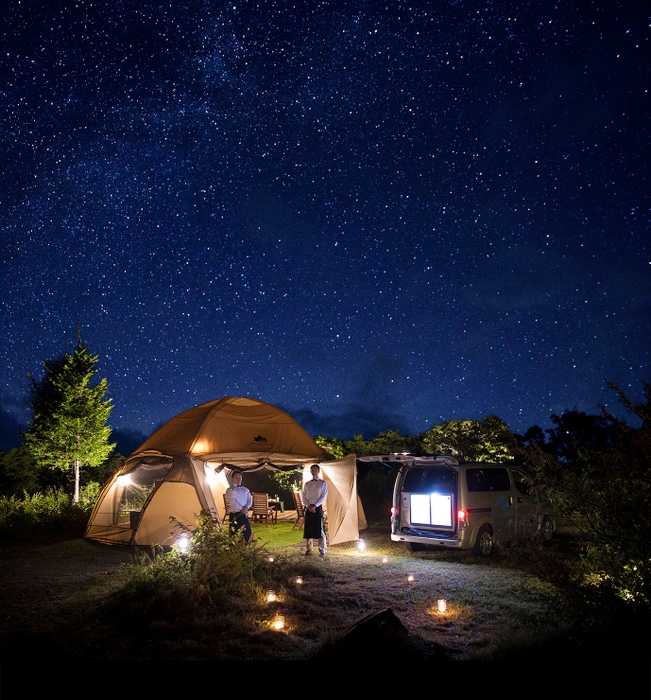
[0,481,100,539]
[120,514,318,621]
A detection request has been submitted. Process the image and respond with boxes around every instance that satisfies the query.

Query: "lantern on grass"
[295,576,303,585]
[357,539,366,553]
[273,614,285,630]
[381,556,388,564]
[437,599,447,613]
[266,590,276,603]
[407,574,415,584]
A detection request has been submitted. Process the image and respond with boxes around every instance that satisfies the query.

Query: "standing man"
[225,470,253,542]
[301,464,328,558]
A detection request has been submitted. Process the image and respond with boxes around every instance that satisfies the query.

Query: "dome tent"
[85,397,366,546]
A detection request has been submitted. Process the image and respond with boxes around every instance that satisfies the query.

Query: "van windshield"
[403,467,456,492]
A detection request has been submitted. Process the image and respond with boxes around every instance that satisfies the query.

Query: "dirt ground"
[0,537,135,656]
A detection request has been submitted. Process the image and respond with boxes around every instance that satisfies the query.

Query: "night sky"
[1,1,649,454]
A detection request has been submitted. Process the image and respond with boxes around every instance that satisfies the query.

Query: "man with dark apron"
[301,464,328,557]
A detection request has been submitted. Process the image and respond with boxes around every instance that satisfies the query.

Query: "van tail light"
[391,506,399,516]
[457,510,466,522]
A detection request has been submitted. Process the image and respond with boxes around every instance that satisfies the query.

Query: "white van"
[359,454,555,556]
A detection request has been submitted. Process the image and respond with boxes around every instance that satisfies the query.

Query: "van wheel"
[541,516,554,541]
[404,542,425,553]
[472,525,494,557]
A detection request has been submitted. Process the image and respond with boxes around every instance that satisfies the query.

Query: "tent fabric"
[85,397,365,547]
[134,396,330,464]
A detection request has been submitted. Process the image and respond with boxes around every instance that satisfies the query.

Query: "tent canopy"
[85,397,366,546]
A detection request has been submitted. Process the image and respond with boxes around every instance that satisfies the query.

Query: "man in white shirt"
[301,464,328,557]
[225,470,253,542]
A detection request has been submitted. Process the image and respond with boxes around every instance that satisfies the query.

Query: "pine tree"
[23,338,116,503]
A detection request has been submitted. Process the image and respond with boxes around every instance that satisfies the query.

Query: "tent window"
[117,460,172,526]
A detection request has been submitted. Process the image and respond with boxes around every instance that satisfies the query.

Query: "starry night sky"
[1,1,649,453]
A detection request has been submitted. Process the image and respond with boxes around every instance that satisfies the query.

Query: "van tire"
[472,525,494,557]
[404,542,425,553]
[541,516,554,541]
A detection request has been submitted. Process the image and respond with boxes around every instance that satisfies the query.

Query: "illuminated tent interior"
[85,396,367,546]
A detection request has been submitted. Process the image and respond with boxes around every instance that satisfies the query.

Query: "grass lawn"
[2,518,649,672]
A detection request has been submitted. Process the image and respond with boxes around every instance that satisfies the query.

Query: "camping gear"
[85,396,366,546]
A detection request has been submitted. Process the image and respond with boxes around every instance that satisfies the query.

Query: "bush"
[519,382,651,610]
[120,514,319,623]
[0,481,100,540]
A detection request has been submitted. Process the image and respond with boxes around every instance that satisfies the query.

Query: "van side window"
[466,469,489,492]
[487,468,511,491]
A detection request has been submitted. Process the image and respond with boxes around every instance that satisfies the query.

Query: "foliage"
[0,445,121,497]
[120,513,321,622]
[314,435,347,459]
[523,410,624,464]
[344,430,425,457]
[519,381,651,608]
[0,446,44,496]
[420,415,515,462]
[0,482,100,540]
[269,468,302,492]
[22,338,116,503]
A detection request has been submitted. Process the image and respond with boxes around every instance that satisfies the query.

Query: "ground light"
[267,555,275,563]
[273,614,285,631]
[407,575,415,583]
[381,556,388,564]
[266,590,276,603]
[295,576,303,585]
[437,599,447,613]
[357,539,366,553]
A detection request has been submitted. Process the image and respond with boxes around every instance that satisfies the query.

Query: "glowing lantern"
[295,576,303,585]
[266,590,276,603]
[382,556,388,564]
[273,614,285,630]
[407,574,415,583]
[357,539,366,553]
[437,599,447,613]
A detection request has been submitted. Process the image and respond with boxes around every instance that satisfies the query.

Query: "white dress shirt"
[301,478,328,508]
[226,485,252,513]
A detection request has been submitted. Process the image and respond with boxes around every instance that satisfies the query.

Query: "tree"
[420,415,514,462]
[520,381,651,606]
[23,339,116,503]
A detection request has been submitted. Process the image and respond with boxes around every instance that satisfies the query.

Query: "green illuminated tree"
[420,415,514,462]
[23,339,115,503]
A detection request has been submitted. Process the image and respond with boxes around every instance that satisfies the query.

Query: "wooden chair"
[292,491,305,530]
[251,492,276,526]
